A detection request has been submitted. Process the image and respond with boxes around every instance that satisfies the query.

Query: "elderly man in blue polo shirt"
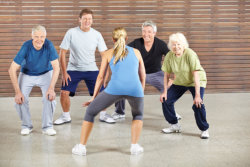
[8,25,60,136]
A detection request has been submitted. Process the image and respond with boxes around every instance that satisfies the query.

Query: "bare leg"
[60,90,70,112]
[80,121,94,145]
[131,120,143,144]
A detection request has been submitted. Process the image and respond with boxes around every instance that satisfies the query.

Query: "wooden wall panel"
[0,0,250,97]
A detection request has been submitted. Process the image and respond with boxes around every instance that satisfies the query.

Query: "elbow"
[52,66,60,74]
[55,64,60,72]
[52,60,60,72]
[8,68,11,75]
[142,72,146,81]
[8,66,14,76]
[59,57,63,64]
[56,67,60,75]
[97,75,104,83]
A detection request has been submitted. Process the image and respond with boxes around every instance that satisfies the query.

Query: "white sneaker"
[43,128,56,136]
[176,113,182,120]
[21,128,32,135]
[162,124,181,134]
[130,144,144,155]
[111,112,125,120]
[54,115,71,125]
[201,130,209,139]
[99,114,116,124]
[72,144,87,156]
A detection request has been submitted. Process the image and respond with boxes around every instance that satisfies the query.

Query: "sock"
[79,143,86,148]
[63,112,70,118]
[131,143,138,147]
[100,111,106,117]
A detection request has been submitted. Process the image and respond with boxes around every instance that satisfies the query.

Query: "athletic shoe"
[72,144,87,156]
[201,130,209,139]
[176,113,182,120]
[130,144,144,155]
[21,128,32,135]
[54,115,71,125]
[99,114,116,124]
[42,128,56,136]
[111,112,125,120]
[162,123,181,134]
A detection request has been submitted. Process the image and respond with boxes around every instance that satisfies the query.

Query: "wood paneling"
[0,0,250,97]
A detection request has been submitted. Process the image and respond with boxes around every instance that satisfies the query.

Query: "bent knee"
[84,107,98,122]
[132,110,143,120]
[164,99,174,106]
[60,90,70,97]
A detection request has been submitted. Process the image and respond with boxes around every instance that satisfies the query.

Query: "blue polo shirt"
[14,39,59,76]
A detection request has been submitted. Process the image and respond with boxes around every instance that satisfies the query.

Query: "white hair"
[32,25,46,36]
[142,20,157,32]
[168,32,189,51]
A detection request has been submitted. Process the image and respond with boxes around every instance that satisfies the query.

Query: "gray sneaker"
[42,128,56,136]
[111,112,125,120]
[54,115,71,125]
[72,144,87,156]
[162,123,181,134]
[201,130,209,139]
[99,114,116,124]
[20,128,32,135]
[130,144,144,155]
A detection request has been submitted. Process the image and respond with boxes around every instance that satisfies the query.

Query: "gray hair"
[32,25,46,36]
[168,32,189,51]
[142,20,157,32]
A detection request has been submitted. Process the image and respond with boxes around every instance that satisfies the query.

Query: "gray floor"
[0,93,250,167]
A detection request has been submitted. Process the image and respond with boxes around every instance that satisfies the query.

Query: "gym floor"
[0,93,250,167]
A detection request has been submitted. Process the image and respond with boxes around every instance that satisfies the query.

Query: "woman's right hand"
[62,72,71,87]
[160,93,167,103]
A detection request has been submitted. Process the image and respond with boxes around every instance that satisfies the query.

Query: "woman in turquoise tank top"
[72,27,146,156]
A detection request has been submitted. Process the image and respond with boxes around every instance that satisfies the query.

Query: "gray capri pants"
[84,91,144,122]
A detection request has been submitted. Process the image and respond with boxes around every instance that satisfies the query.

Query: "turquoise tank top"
[104,46,144,97]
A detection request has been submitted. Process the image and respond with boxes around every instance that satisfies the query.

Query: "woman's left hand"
[193,96,203,108]
[83,98,94,107]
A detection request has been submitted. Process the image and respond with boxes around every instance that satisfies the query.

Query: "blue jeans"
[162,84,209,131]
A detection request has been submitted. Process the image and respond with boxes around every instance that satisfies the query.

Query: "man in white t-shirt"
[54,9,115,125]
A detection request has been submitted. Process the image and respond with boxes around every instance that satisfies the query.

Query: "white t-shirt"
[60,27,107,71]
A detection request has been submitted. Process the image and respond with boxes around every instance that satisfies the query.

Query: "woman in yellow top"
[160,32,209,139]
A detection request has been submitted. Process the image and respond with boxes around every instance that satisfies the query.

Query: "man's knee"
[60,90,70,99]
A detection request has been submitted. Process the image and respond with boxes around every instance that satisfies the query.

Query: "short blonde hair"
[168,32,189,51]
[32,25,46,36]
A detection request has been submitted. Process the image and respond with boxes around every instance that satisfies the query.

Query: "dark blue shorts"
[61,71,104,97]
